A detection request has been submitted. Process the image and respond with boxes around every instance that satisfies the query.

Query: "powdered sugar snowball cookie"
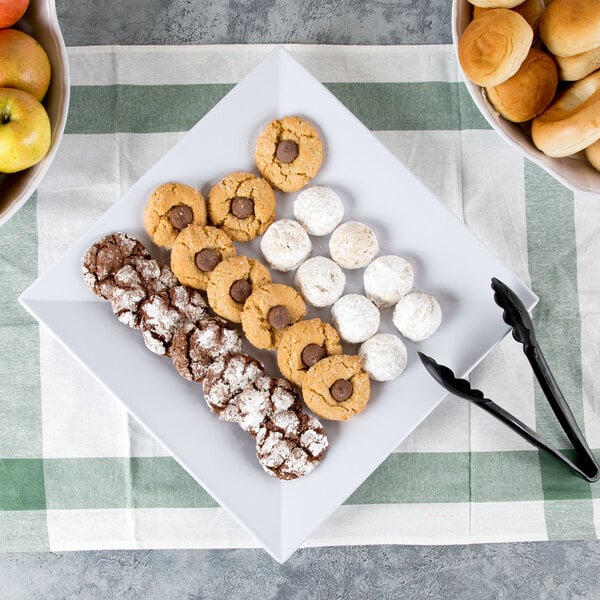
[170,318,242,383]
[359,333,408,382]
[256,411,328,480]
[236,376,302,437]
[363,255,414,309]
[202,353,265,422]
[138,285,210,356]
[82,233,150,300]
[294,256,346,307]
[392,291,442,342]
[329,221,379,269]
[260,219,312,272]
[293,185,344,236]
[331,294,380,344]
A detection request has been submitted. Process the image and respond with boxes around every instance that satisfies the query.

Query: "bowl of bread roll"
[453,0,600,194]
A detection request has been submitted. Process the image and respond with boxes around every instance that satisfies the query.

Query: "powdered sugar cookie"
[331,293,380,344]
[293,186,344,236]
[359,333,407,381]
[363,255,414,309]
[392,291,442,341]
[260,219,312,272]
[294,256,346,307]
[329,221,379,269]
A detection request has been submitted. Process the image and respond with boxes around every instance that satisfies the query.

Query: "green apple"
[0,87,51,173]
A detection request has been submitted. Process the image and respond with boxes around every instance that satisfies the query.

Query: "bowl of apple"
[0,0,69,227]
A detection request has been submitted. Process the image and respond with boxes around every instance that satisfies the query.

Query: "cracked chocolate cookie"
[110,259,178,329]
[143,183,207,249]
[170,224,236,291]
[276,318,342,387]
[138,285,210,356]
[203,352,265,422]
[256,410,328,480]
[82,233,150,300]
[254,116,323,192]
[302,354,370,421]
[170,318,243,383]
[240,283,307,351]
[236,375,302,437]
[206,255,271,323]
[207,172,276,242]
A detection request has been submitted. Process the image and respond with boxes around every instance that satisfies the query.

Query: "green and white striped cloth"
[2,44,600,552]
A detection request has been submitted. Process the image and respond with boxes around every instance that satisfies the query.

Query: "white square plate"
[20,46,537,563]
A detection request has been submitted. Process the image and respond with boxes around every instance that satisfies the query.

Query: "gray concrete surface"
[2,1,598,598]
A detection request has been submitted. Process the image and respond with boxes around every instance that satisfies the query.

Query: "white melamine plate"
[19,46,536,563]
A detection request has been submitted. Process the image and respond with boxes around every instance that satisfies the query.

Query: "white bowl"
[0,0,70,227]
[452,0,600,195]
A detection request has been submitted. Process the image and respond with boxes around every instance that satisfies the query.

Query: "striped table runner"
[2,44,600,552]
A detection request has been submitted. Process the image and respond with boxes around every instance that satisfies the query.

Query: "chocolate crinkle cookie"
[236,375,302,437]
[138,285,210,356]
[110,259,178,329]
[203,352,265,422]
[170,318,243,383]
[256,410,328,480]
[82,232,150,300]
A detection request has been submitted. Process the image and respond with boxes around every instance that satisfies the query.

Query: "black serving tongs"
[419,277,600,483]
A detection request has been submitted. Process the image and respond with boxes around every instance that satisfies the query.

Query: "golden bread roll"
[473,0,545,35]
[468,0,523,8]
[555,46,600,81]
[486,49,558,122]
[584,139,600,171]
[540,0,600,57]
[458,9,534,87]
[531,70,600,156]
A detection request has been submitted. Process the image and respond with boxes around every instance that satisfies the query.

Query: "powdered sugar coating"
[293,186,344,236]
[138,285,210,356]
[260,219,312,271]
[331,294,380,344]
[359,333,407,381]
[256,411,328,480]
[82,233,150,299]
[171,319,242,383]
[363,255,414,309]
[236,376,301,437]
[294,256,346,307]
[329,221,379,269]
[392,291,442,341]
[203,353,265,422]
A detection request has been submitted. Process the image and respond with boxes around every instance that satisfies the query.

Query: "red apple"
[0,87,51,173]
[0,0,30,28]
[0,29,51,101]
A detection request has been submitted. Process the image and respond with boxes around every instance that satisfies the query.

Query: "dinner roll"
[468,0,523,8]
[540,0,600,57]
[531,70,600,156]
[555,46,600,81]
[473,0,545,35]
[486,49,558,122]
[585,139,600,171]
[458,9,534,87]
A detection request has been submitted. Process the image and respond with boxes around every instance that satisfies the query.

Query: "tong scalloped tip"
[418,278,599,483]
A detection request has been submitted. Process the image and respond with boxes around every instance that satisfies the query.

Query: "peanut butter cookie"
[254,116,323,192]
[207,172,276,241]
[276,318,342,387]
[206,256,271,323]
[240,283,306,350]
[170,224,236,291]
[143,183,206,249]
[302,354,370,421]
